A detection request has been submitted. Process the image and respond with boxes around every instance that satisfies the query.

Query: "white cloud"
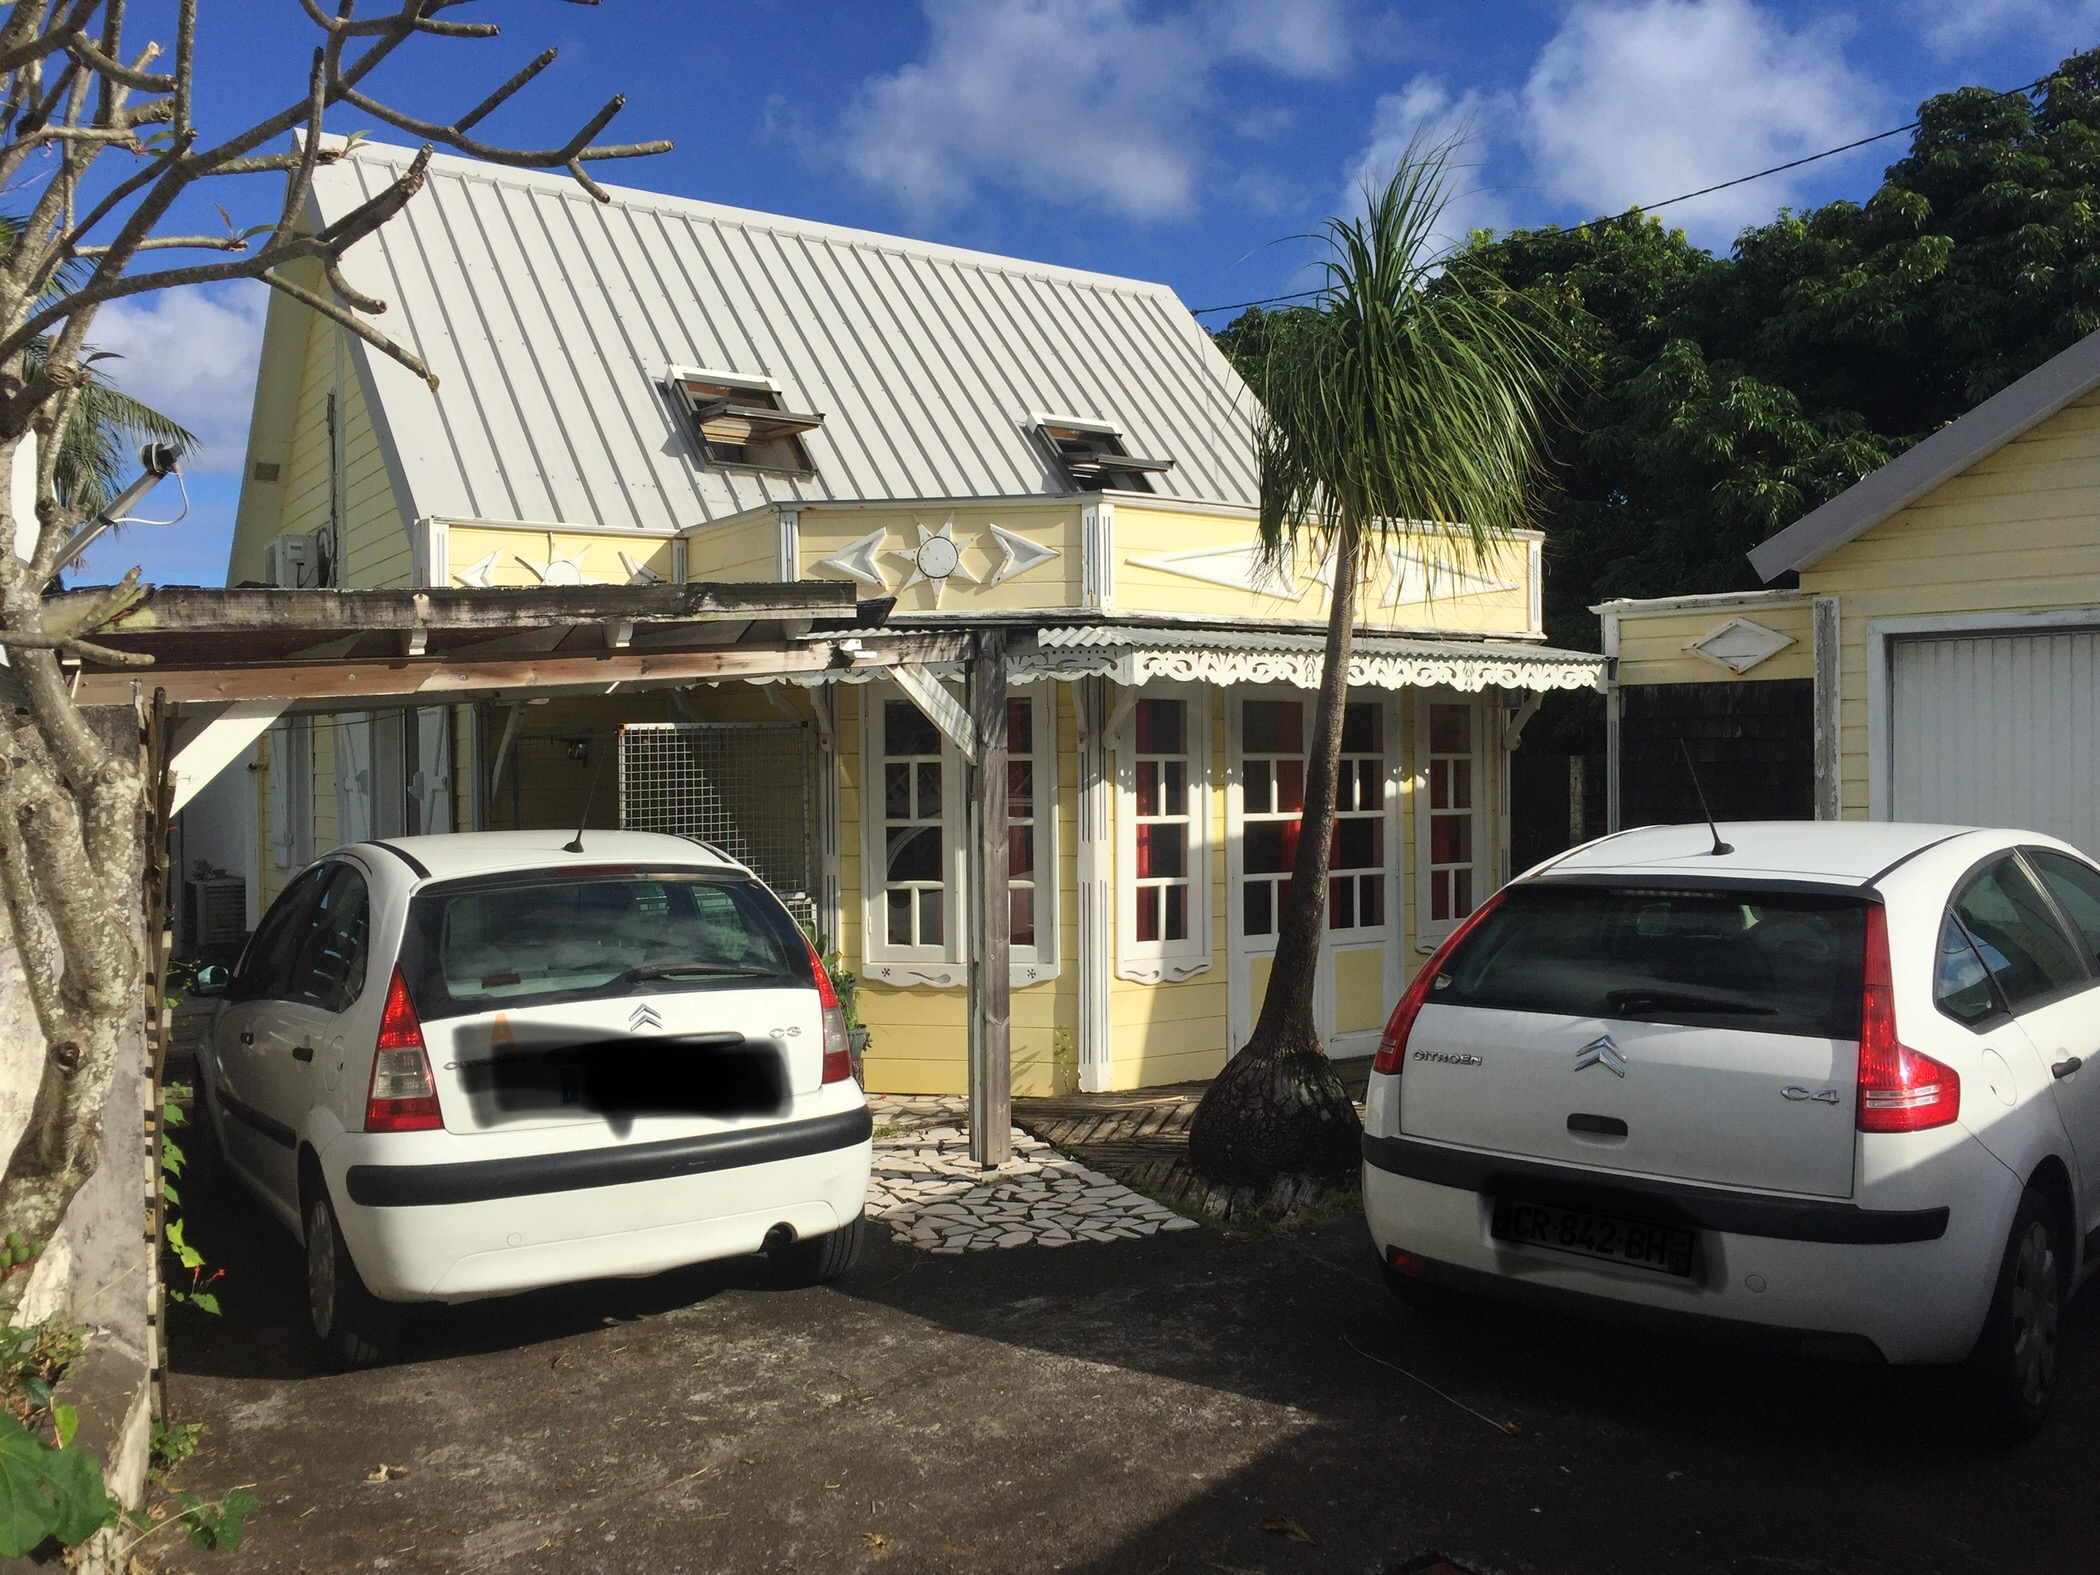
[1520,0,1878,242]
[1347,76,1511,253]
[83,282,266,474]
[843,0,1350,222]
[1919,0,2100,52]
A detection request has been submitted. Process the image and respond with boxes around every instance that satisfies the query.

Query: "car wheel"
[305,1186,401,1370]
[770,1214,866,1288]
[1966,1185,2064,1439]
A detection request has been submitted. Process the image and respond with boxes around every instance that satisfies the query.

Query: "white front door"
[1227,690,1399,1058]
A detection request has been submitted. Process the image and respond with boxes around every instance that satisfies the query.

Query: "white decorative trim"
[815,528,889,589]
[411,516,448,588]
[618,550,667,586]
[454,551,500,588]
[1081,499,1115,612]
[1130,542,1294,598]
[1380,545,1518,608]
[1685,616,1796,674]
[1007,645,1604,694]
[1114,681,1212,985]
[866,962,965,989]
[1075,678,1114,1092]
[1528,538,1544,635]
[887,516,981,604]
[775,507,801,581]
[985,522,1061,586]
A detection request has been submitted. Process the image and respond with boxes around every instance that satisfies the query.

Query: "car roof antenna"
[565,745,610,854]
[1678,739,1733,856]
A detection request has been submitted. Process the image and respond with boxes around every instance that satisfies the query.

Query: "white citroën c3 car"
[1363,821,2100,1434]
[195,830,873,1367]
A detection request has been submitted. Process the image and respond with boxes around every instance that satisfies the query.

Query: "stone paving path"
[865,1094,1199,1253]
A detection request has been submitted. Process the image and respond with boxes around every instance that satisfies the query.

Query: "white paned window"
[880,698,949,955]
[1117,687,1211,982]
[1416,696,1486,947]
[1329,702,1386,931]
[861,686,1057,986]
[1238,698,1303,938]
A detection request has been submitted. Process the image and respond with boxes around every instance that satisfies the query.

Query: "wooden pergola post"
[966,628,1011,1168]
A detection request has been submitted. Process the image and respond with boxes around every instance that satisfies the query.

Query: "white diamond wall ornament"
[888,517,981,605]
[814,528,889,589]
[985,522,1061,585]
[1687,616,1796,674]
[1128,542,1296,598]
[1380,546,1517,607]
[454,549,501,588]
[619,550,667,585]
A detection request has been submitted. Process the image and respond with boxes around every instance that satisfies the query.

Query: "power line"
[1188,72,2052,317]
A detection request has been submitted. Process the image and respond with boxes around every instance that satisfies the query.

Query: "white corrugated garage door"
[1890,629,2100,855]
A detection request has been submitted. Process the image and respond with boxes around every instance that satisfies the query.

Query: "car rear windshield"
[398,870,812,1021]
[1435,883,1868,1039]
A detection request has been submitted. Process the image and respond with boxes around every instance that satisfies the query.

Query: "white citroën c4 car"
[196,831,873,1367]
[1363,821,2100,1434]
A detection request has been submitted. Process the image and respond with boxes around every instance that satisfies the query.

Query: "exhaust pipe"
[761,1223,797,1255]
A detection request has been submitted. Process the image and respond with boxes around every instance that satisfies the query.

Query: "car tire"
[770,1213,866,1288]
[1965,1185,2065,1439]
[305,1186,401,1370]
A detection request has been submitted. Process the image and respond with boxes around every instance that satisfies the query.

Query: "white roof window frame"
[665,365,823,480]
[1029,412,1176,494]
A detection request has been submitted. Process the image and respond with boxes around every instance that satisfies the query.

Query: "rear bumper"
[1362,1133,2017,1365]
[321,1105,872,1303]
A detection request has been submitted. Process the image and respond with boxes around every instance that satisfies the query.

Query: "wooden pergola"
[73,581,1018,1166]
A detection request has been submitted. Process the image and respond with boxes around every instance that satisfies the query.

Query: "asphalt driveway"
[155,1185,2100,1575]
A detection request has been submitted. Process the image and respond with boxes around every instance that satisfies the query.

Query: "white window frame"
[1115,682,1211,983]
[1413,690,1490,953]
[859,682,1059,988]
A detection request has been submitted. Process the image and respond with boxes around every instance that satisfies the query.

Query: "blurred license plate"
[1491,1197,1694,1277]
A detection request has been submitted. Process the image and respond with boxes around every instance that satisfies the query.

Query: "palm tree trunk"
[1187,513,1366,1182]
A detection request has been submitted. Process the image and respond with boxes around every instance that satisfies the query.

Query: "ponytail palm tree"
[1187,147,1564,1182]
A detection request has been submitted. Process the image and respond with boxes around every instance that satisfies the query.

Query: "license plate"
[1491,1197,1695,1277]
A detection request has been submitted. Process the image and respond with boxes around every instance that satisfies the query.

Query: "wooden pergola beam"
[78,632,975,708]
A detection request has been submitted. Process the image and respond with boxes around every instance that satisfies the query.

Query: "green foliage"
[149,1420,207,1484]
[160,1093,224,1316]
[158,1488,261,1552]
[0,1409,115,1555]
[1216,50,2100,752]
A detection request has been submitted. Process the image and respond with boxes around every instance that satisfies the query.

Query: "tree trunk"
[1187,517,1367,1183]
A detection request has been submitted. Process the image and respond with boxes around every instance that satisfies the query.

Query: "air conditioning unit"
[263,531,318,589]
[183,877,247,948]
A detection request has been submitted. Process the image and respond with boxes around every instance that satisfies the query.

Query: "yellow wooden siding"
[446,524,674,589]
[1805,387,2100,816]
[1611,600,1815,686]
[1112,506,1538,635]
[684,518,777,585]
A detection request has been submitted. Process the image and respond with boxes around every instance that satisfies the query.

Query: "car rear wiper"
[1606,988,1775,1017]
[621,962,785,982]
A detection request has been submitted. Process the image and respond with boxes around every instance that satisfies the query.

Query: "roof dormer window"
[671,369,822,477]
[1035,416,1174,493]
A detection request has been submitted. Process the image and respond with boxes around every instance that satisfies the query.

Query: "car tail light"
[365,967,442,1133]
[804,935,853,1085]
[1373,891,1506,1074]
[1857,904,1959,1132]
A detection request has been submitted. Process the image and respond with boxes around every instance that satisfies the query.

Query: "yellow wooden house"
[1600,326,2100,857]
[210,142,1604,1096]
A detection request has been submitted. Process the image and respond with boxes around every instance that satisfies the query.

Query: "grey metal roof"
[319,144,1259,533]
[1748,326,2100,581]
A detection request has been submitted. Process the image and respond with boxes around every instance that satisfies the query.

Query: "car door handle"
[2052,1055,2083,1080]
[291,1044,314,1063]
[239,1031,254,1046]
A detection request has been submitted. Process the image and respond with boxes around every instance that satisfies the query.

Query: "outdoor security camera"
[139,441,182,477]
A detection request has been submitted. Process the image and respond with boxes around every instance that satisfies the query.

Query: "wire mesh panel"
[619,722,816,922]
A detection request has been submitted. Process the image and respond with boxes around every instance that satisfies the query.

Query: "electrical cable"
[1188,71,2053,316]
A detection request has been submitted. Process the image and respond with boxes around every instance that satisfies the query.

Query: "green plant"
[159,1091,221,1316]
[1050,1027,1078,1096]
[149,1420,206,1484]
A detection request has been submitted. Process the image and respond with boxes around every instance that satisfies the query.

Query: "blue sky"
[66,0,2098,587]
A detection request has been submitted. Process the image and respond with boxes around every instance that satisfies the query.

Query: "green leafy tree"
[1187,148,1562,1183]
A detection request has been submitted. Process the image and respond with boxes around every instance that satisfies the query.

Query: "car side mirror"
[189,964,230,999]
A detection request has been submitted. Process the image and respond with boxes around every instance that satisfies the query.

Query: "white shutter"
[413,708,453,834]
[1891,629,2100,856]
[335,714,374,846]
